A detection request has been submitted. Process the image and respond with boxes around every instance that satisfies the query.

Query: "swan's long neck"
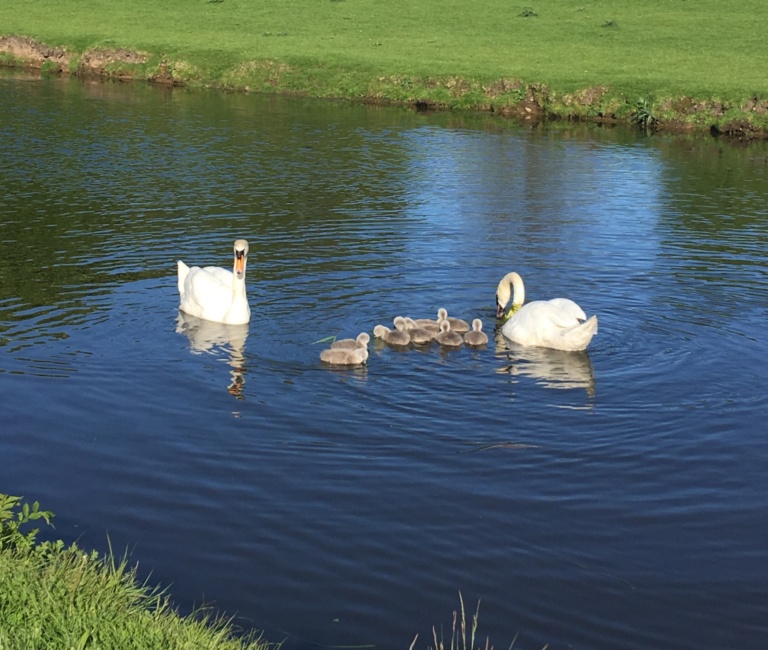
[508,272,525,306]
[227,255,250,323]
[232,273,246,300]
[497,272,525,321]
[498,271,525,307]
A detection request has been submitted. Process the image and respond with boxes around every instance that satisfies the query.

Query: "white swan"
[496,271,598,351]
[463,318,489,347]
[177,239,251,325]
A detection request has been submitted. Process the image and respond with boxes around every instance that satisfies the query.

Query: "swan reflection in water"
[494,329,596,398]
[176,312,249,399]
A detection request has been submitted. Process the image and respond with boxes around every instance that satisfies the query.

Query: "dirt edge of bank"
[2,35,766,140]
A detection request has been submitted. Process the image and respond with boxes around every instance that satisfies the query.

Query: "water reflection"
[175,312,248,399]
[494,329,596,396]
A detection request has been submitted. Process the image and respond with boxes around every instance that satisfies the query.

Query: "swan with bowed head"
[495,271,598,351]
[177,239,251,325]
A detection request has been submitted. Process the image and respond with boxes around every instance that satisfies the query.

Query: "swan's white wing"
[546,298,587,324]
[204,265,234,285]
[177,260,191,296]
[180,266,234,321]
[502,301,552,345]
[502,300,597,351]
[521,301,583,330]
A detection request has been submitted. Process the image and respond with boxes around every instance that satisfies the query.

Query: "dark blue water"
[2,75,767,649]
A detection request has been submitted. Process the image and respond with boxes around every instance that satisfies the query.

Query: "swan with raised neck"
[177,239,251,325]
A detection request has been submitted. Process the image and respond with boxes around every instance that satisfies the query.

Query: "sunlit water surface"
[2,75,767,649]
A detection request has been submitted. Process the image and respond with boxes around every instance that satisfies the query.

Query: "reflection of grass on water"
[410,592,518,650]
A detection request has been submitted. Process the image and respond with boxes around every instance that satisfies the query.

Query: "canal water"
[1,74,767,649]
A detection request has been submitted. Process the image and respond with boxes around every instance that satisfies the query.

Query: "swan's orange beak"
[235,250,246,277]
[496,298,504,318]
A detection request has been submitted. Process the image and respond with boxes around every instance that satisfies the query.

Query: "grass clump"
[0,494,278,650]
[631,97,658,132]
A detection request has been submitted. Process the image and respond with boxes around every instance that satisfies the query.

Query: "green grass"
[1,495,504,649]
[3,0,766,94]
[0,546,277,650]
[0,494,277,650]
[2,0,768,132]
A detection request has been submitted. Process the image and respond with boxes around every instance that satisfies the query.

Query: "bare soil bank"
[2,35,767,140]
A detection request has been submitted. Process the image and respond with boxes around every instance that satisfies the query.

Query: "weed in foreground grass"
[410,592,520,650]
[0,494,278,650]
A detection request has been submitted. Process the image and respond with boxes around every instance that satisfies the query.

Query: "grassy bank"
[2,494,501,649]
[0,494,277,650]
[2,0,768,135]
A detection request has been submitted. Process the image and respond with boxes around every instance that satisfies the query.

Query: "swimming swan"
[495,271,598,351]
[331,332,370,350]
[463,319,488,347]
[178,239,251,325]
[320,346,369,367]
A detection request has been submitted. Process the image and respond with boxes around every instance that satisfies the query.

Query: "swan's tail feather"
[177,260,190,297]
[562,315,598,351]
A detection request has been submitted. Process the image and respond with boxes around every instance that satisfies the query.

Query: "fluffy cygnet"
[374,324,411,347]
[435,320,463,348]
[320,346,368,366]
[437,307,469,334]
[394,316,434,345]
[409,316,441,334]
[331,332,370,350]
[463,319,488,347]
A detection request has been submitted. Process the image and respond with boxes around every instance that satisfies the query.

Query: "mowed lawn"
[3,0,767,98]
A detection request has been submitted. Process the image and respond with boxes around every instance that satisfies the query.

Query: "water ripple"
[2,77,768,650]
